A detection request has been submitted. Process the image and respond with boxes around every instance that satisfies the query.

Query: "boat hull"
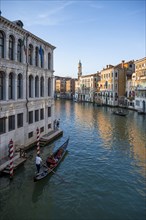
[34,137,69,182]
[112,110,127,116]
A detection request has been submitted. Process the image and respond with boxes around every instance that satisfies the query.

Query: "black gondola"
[33,137,69,182]
[112,110,127,116]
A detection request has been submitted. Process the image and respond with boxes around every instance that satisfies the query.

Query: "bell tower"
[78,60,82,79]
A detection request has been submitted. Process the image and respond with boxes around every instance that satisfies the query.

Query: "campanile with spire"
[78,60,82,79]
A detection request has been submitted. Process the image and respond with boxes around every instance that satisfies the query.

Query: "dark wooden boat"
[34,137,69,182]
[137,110,145,115]
[112,110,127,116]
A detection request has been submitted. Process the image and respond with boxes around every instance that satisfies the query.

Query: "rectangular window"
[40,127,44,133]
[40,108,44,120]
[136,100,140,106]
[35,110,39,122]
[17,113,23,128]
[8,115,15,131]
[48,124,51,129]
[48,107,51,117]
[29,111,33,124]
[0,117,6,134]
[28,131,33,138]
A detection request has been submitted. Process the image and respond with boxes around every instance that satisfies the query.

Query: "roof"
[0,15,56,50]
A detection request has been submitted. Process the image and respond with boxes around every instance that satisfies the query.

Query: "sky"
[0,0,146,78]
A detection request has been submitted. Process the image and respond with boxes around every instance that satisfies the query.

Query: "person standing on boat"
[35,154,42,173]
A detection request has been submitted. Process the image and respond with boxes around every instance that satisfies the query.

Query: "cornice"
[0,16,26,35]
[134,57,146,64]
[0,16,56,50]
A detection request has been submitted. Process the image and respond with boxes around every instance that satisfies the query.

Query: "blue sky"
[1,0,146,78]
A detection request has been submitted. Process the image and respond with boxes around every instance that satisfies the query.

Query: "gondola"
[112,110,127,116]
[33,137,69,182]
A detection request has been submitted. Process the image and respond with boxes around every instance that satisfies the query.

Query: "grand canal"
[0,100,146,220]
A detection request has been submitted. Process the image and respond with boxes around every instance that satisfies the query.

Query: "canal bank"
[0,128,63,174]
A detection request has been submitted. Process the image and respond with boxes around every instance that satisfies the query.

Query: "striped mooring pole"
[9,139,14,179]
[36,127,40,155]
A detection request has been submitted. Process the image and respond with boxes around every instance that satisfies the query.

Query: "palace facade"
[0,16,55,159]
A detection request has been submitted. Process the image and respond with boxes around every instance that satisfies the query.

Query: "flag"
[39,45,42,57]
[39,45,43,65]
[39,45,43,64]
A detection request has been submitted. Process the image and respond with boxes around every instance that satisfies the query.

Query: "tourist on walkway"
[56,119,60,128]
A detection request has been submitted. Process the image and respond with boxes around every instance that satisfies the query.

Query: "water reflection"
[0,100,146,220]
[32,177,51,203]
[55,100,146,178]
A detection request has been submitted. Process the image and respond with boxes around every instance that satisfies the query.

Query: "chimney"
[122,60,125,68]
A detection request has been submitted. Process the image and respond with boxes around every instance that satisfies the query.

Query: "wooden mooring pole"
[36,128,40,155]
[9,139,14,180]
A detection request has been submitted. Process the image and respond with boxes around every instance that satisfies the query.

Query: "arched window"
[35,47,39,66]
[48,78,51,96]
[17,73,23,99]
[29,75,33,98]
[28,44,33,65]
[0,31,4,58]
[40,48,44,68]
[40,76,44,97]
[0,72,5,100]
[9,72,14,99]
[48,53,51,70]
[9,35,14,60]
[17,39,22,62]
[35,76,39,97]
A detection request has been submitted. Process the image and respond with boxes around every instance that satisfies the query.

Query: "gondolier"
[34,137,69,182]
[35,153,42,173]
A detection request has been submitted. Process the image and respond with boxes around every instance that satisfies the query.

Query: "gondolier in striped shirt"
[35,154,42,173]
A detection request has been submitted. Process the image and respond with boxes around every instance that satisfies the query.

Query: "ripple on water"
[1,101,146,220]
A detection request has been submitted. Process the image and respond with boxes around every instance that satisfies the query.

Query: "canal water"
[0,100,146,220]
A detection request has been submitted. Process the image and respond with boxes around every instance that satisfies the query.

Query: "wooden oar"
[43,163,68,184]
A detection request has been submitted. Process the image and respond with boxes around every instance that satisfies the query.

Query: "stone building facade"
[66,78,75,99]
[74,61,100,102]
[0,16,55,159]
[99,60,135,106]
[134,57,146,112]
[54,76,75,99]
[76,73,100,102]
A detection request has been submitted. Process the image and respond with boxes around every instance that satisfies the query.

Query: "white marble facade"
[0,16,56,159]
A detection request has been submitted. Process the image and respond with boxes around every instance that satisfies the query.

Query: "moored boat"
[137,110,145,115]
[112,110,127,116]
[33,137,69,182]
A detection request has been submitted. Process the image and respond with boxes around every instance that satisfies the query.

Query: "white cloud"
[39,1,74,18]
[26,1,75,26]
